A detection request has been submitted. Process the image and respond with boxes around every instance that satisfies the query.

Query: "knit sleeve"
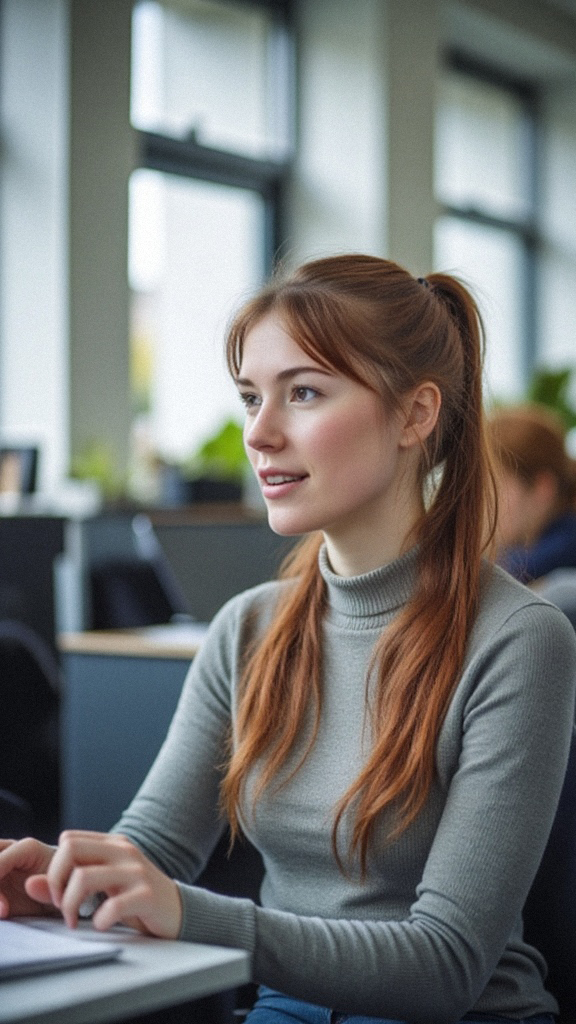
[110,593,243,882]
[174,601,576,1024]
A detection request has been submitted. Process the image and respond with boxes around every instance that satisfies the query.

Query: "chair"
[90,558,188,629]
[88,514,193,630]
[0,620,61,842]
[523,731,576,1023]
[0,789,34,839]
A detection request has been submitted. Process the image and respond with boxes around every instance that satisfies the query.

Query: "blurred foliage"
[527,367,576,431]
[130,331,153,417]
[183,419,249,482]
[70,441,124,498]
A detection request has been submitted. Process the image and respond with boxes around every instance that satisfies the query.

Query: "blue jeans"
[245,987,556,1024]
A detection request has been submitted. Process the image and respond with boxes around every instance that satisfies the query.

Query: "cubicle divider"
[150,509,298,622]
[55,505,298,632]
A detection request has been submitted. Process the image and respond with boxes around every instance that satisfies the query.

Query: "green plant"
[70,441,124,498]
[527,366,576,431]
[183,419,248,482]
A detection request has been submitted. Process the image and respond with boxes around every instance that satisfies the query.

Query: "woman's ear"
[399,383,441,449]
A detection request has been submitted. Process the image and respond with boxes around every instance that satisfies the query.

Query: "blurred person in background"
[488,403,576,584]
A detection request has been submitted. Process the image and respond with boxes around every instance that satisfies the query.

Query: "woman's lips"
[259,471,307,498]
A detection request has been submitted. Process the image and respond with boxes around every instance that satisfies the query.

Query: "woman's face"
[236,313,424,575]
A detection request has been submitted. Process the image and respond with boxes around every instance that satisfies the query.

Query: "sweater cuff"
[177,882,257,954]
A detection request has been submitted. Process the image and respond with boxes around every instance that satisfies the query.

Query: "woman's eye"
[292,386,318,403]
[239,392,261,409]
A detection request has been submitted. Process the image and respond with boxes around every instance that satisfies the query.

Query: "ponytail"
[221,255,497,873]
[332,275,496,870]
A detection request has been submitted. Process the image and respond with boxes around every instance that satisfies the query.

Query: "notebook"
[0,919,122,980]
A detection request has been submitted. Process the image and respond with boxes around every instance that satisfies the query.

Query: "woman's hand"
[0,837,58,918]
[26,831,183,939]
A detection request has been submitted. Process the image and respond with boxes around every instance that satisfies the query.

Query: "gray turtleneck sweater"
[114,548,576,1024]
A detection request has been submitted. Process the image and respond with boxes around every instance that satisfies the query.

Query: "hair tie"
[417,277,430,289]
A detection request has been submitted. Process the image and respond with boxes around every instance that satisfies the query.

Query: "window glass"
[436,70,530,221]
[434,216,525,404]
[128,169,265,497]
[131,0,289,159]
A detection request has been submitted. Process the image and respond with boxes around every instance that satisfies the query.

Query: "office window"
[129,0,292,498]
[129,169,265,464]
[435,62,538,404]
[435,219,524,403]
[131,0,290,159]
[436,70,531,221]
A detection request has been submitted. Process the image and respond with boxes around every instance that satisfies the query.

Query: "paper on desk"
[0,919,121,980]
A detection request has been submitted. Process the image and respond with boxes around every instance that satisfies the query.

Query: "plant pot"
[160,467,242,505]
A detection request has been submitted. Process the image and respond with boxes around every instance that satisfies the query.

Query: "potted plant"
[162,420,249,504]
[527,366,576,431]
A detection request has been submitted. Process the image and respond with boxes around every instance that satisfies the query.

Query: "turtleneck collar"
[318,543,418,623]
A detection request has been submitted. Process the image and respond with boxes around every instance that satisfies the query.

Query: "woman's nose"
[245,404,284,452]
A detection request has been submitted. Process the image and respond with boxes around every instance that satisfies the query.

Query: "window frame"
[438,51,541,387]
[132,0,294,274]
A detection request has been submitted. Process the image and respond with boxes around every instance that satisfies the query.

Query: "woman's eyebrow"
[235,366,334,387]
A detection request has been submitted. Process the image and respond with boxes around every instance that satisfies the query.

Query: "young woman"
[1,255,576,1024]
[489,402,576,583]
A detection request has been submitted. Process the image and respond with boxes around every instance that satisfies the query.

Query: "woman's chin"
[265,511,312,538]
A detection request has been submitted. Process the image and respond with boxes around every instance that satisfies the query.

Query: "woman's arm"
[108,591,245,880]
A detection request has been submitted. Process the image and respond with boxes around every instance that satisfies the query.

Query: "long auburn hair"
[220,254,497,873]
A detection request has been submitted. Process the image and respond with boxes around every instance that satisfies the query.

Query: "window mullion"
[138,130,287,194]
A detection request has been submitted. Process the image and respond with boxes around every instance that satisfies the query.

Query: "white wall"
[288,0,387,264]
[0,0,133,495]
[68,0,134,485]
[0,0,70,492]
[289,0,444,276]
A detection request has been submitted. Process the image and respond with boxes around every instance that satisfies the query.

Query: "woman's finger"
[47,833,130,909]
[90,872,182,938]
[0,838,54,881]
[58,864,125,929]
[91,883,150,933]
[24,874,53,905]
[58,830,111,842]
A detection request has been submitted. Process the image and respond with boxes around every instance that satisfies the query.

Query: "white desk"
[0,920,250,1024]
[58,622,209,661]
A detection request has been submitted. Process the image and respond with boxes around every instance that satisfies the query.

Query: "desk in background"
[0,919,249,1024]
[59,624,207,832]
